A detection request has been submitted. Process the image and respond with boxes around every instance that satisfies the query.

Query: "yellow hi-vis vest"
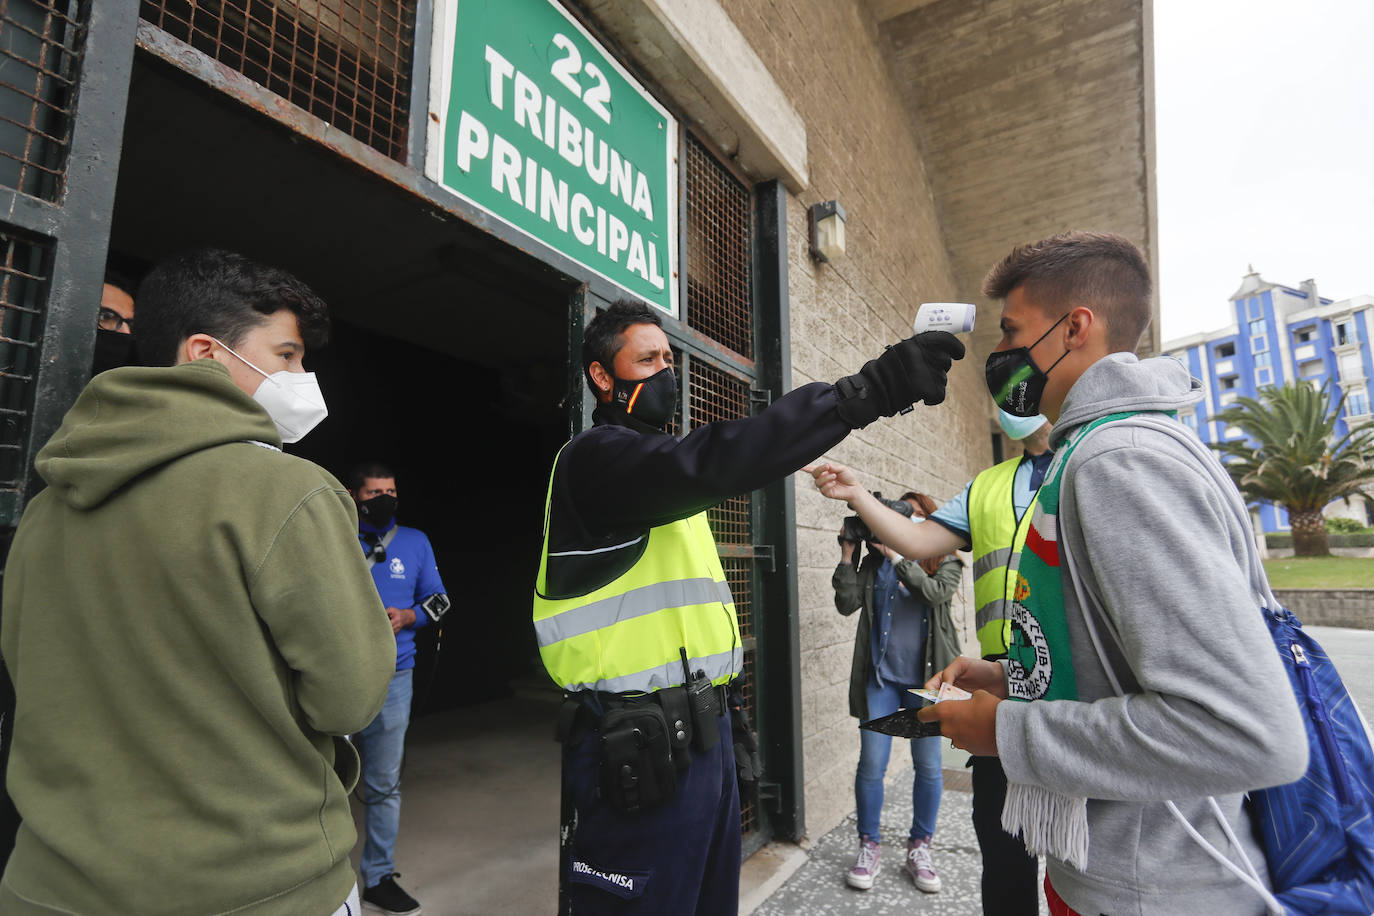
[969,455,1039,658]
[532,456,742,695]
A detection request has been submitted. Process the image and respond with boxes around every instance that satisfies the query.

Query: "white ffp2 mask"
[211,338,328,443]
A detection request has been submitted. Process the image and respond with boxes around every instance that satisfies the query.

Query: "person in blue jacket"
[349,461,448,916]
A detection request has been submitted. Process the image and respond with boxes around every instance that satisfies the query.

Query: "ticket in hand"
[910,683,972,704]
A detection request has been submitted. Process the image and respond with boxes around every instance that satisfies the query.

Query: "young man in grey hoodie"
[811,231,1308,915]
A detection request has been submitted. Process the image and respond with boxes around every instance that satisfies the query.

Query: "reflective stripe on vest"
[968,456,1038,657]
[532,445,741,695]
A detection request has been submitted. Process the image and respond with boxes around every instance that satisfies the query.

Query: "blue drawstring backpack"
[1065,412,1374,915]
[1253,606,1374,914]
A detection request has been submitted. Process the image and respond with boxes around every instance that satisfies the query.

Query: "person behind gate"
[833,491,962,895]
[533,298,965,915]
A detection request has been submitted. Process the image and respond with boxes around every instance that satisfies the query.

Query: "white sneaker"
[906,835,941,893]
[845,836,881,889]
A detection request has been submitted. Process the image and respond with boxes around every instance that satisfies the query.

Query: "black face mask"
[610,366,676,429]
[358,494,398,527]
[985,312,1071,418]
[92,328,137,375]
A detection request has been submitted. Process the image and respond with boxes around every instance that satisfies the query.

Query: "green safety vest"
[532,452,742,695]
[968,455,1039,658]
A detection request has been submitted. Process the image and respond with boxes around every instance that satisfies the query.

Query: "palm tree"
[1210,381,1374,556]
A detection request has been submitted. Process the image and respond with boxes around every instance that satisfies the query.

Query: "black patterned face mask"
[610,366,676,429]
[985,313,1069,418]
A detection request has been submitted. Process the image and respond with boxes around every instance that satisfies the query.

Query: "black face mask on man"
[92,328,137,375]
[358,494,398,527]
[984,312,1071,418]
[609,366,677,429]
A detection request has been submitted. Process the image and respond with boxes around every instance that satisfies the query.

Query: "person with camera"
[535,298,964,916]
[834,491,962,894]
[815,410,1054,915]
[348,462,449,916]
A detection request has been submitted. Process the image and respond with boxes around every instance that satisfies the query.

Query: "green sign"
[427,0,679,316]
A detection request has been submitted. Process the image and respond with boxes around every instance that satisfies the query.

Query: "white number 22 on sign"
[550,33,612,124]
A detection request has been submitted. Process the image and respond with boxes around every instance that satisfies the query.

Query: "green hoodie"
[0,360,396,915]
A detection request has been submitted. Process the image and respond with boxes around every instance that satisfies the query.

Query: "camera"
[420,592,451,623]
[839,492,914,545]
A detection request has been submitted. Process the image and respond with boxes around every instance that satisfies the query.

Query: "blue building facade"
[1163,270,1374,533]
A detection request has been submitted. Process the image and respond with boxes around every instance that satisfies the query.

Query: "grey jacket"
[995,353,1308,915]
[833,552,963,719]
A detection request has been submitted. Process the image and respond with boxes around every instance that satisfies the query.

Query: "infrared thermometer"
[897,302,976,415]
[912,302,976,335]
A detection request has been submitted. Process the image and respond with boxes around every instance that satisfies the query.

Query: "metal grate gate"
[685,132,753,361]
[0,0,91,522]
[0,232,51,500]
[0,0,88,203]
[681,133,761,838]
[138,0,417,161]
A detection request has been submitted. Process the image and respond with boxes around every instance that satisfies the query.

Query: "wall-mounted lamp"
[809,200,847,263]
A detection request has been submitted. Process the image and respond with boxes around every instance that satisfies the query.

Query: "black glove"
[835,331,965,428]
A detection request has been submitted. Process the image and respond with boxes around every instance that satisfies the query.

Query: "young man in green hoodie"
[0,249,397,915]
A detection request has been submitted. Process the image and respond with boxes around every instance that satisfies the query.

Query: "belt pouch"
[656,686,694,769]
[598,705,676,813]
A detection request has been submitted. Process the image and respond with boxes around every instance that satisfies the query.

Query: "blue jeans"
[355,669,412,887]
[856,675,943,840]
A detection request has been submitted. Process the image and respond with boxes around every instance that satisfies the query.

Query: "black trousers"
[971,754,1039,915]
[559,712,739,915]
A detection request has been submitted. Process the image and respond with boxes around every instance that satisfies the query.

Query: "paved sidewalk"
[753,764,1047,916]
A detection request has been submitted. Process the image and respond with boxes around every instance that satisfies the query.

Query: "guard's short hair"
[135,248,329,368]
[347,461,397,492]
[983,231,1151,352]
[582,299,663,394]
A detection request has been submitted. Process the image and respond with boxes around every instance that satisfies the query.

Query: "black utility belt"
[558,680,731,815]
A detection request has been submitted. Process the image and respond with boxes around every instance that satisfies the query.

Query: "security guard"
[536,299,964,916]
[809,409,1053,916]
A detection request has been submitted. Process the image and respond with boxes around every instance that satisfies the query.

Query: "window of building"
[1215,341,1236,359]
[1348,386,1370,417]
[1340,352,1364,379]
[1219,375,1239,390]
[1254,351,1272,368]
[1336,320,1355,346]
[1248,319,1266,336]
[1299,359,1324,378]
[1294,326,1316,344]
[1256,367,1272,386]
[1252,335,1267,353]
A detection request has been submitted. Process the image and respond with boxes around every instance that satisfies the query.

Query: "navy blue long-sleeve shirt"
[543,381,852,597]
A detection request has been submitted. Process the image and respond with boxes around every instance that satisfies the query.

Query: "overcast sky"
[1153,0,1374,343]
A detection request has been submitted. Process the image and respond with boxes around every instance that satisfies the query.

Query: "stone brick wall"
[880,0,1159,361]
[720,0,991,839]
[1272,590,1374,630]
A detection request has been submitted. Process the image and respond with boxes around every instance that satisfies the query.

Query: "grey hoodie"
[995,353,1308,915]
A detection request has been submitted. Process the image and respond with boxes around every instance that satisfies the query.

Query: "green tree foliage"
[1210,381,1374,556]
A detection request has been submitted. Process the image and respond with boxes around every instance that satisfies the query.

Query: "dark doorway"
[291,320,567,711]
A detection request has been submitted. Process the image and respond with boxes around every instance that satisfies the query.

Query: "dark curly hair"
[135,248,329,367]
